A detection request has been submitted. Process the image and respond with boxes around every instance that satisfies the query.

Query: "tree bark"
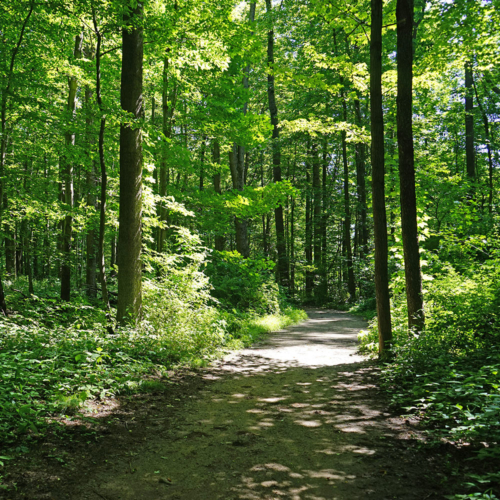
[473,78,494,213]
[117,2,144,324]
[265,0,289,288]
[465,60,475,188]
[61,33,83,301]
[212,140,225,251]
[341,91,356,302]
[397,0,425,332]
[85,80,97,299]
[370,0,392,355]
[312,144,323,302]
[157,53,177,253]
[354,98,368,259]
[305,143,314,301]
[229,2,255,259]
[92,10,110,309]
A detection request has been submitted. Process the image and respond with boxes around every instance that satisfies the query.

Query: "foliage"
[206,251,283,315]
[359,248,500,495]
[0,264,305,446]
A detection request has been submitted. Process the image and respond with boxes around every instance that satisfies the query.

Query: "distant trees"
[0,0,497,356]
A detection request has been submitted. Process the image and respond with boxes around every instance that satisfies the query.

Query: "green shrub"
[206,251,283,314]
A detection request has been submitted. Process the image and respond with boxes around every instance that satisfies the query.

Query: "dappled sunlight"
[31,311,443,500]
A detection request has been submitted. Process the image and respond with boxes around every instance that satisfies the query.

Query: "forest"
[1,0,500,497]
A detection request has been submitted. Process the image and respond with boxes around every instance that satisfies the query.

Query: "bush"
[359,260,500,447]
[206,251,283,314]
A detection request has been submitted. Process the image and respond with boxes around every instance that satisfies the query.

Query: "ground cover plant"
[0,260,306,450]
[359,238,500,497]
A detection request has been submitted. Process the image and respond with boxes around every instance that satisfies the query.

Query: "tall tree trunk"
[229,145,250,257]
[85,83,97,299]
[321,139,328,285]
[0,1,33,314]
[341,92,356,302]
[199,137,206,191]
[61,33,83,301]
[465,60,475,190]
[312,143,323,302]
[370,0,392,355]
[397,0,425,332]
[305,143,314,302]
[473,79,494,213]
[229,2,255,259]
[213,140,225,251]
[354,98,368,259]
[157,53,177,253]
[117,2,143,324]
[265,0,288,288]
[92,11,110,308]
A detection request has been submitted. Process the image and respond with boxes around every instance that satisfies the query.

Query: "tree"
[370,0,392,354]
[61,33,83,302]
[396,0,425,332]
[117,2,144,324]
[265,0,288,289]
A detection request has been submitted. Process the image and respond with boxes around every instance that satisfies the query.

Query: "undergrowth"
[0,247,306,450]
[358,244,500,497]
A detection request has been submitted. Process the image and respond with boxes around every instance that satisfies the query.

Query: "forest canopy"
[0,0,500,492]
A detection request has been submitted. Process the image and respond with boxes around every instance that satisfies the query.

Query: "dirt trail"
[10,310,450,500]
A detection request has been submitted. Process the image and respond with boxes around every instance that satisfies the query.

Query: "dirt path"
[7,310,451,500]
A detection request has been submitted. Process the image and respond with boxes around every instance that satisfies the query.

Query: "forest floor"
[2,310,471,499]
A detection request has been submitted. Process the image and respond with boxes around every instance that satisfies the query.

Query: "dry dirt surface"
[3,310,455,500]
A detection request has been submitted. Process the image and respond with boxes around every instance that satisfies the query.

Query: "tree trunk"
[157,53,177,253]
[465,61,475,188]
[85,83,97,299]
[229,145,250,258]
[370,0,392,355]
[117,2,143,324]
[305,144,314,302]
[92,11,110,308]
[61,33,83,301]
[229,2,255,259]
[265,0,288,289]
[354,98,368,259]
[199,137,206,191]
[341,93,356,302]
[473,79,494,213]
[213,140,225,251]
[397,0,425,332]
[312,143,323,302]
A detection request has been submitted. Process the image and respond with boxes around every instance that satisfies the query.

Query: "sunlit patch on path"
[48,310,446,500]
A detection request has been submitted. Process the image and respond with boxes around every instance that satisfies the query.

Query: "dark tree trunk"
[213,140,225,251]
[92,11,110,308]
[157,53,177,253]
[321,139,328,283]
[312,144,324,302]
[354,98,368,259]
[229,145,250,258]
[117,2,143,324]
[397,0,425,332]
[85,83,97,299]
[305,144,314,301]
[229,2,255,259]
[465,61,475,187]
[265,0,288,288]
[341,93,356,302]
[473,79,494,212]
[370,0,392,355]
[199,137,206,191]
[61,33,83,301]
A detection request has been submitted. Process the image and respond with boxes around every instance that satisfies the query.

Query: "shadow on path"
[29,310,446,500]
